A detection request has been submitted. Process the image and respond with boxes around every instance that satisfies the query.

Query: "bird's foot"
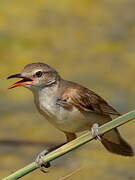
[35,143,66,173]
[35,148,51,173]
[91,123,101,141]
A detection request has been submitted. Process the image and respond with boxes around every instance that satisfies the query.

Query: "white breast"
[34,86,59,119]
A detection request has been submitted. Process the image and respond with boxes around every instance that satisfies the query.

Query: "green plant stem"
[2,110,135,180]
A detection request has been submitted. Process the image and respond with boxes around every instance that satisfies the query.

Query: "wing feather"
[62,86,120,116]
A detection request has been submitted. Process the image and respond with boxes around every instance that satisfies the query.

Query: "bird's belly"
[36,96,103,133]
[47,106,103,133]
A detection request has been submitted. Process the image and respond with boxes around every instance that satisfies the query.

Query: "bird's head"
[7,62,60,90]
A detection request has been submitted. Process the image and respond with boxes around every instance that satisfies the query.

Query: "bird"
[7,62,134,172]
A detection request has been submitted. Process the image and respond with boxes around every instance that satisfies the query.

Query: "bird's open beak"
[7,73,33,89]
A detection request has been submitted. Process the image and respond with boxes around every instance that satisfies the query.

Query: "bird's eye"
[35,71,43,77]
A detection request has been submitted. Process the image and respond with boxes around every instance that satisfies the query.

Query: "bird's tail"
[101,128,134,156]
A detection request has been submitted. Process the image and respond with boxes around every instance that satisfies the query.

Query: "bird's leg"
[35,132,76,173]
[91,123,101,141]
[64,132,77,142]
[35,143,66,173]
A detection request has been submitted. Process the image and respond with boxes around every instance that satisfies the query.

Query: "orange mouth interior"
[9,78,33,89]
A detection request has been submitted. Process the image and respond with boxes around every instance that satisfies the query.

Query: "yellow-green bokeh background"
[1,0,135,179]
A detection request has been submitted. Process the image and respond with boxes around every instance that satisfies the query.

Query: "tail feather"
[101,128,134,156]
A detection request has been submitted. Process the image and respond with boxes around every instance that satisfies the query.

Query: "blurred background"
[1,0,135,179]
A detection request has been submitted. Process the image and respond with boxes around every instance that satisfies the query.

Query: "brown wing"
[61,85,120,116]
